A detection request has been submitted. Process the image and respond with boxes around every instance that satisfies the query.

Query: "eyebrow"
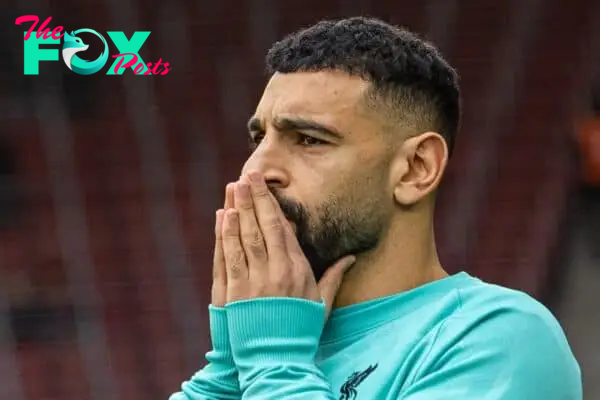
[246,116,344,140]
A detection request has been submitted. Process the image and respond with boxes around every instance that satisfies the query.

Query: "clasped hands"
[211,171,356,317]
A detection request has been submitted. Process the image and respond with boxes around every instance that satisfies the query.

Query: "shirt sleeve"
[169,305,241,400]
[399,304,582,400]
[225,297,336,400]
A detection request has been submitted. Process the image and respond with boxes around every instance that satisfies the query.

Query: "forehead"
[255,71,370,123]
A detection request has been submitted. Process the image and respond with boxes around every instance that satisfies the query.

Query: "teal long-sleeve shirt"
[171,272,582,399]
[170,306,241,399]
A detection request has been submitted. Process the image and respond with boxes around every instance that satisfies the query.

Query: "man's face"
[242,71,393,281]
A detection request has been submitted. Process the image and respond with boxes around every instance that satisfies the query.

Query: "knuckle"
[268,218,283,233]
[242,230,263,246]
[254,188,270,198]
[250,243,266,258]
[223,225,238,238]
[238,199,254,210]
[226,251,245,275]
[270,268,292,289]
[228,263,243,279]
[234,249,246,264]
[242,231,266,257]
[270,238,287,252]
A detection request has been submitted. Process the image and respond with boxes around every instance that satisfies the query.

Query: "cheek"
[346,165,391,209]
[290,148,385,213]
[298,156,330,187]
[287,156,332,201]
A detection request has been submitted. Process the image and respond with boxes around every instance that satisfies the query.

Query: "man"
[171,17,581,399]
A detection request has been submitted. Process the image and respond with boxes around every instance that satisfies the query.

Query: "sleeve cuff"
[225,297,326,366]
[208,305,231,354]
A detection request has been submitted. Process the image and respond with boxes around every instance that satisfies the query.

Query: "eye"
[248,132,264,150]
[298,134,326,146]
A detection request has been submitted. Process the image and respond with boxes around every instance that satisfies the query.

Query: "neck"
[332,210,448,309]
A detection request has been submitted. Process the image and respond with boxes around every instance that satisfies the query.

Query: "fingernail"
[225,183,234,199]
[236,182,251,199]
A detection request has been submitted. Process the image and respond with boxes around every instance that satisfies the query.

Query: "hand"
[221,171,356,317]
[211,182,234,307]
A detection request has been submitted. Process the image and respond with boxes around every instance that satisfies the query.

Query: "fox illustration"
[62,31,88,70]
[62,30,108,75]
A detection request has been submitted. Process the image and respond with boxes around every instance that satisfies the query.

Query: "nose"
[242,135,289,189]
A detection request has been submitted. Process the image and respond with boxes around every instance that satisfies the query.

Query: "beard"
[270,189,384,281]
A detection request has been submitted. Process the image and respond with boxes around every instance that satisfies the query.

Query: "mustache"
[269,189,306,224]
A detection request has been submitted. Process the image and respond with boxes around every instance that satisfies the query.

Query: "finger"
[222,209,248,300]
[212,209,227,306]
[224,182,235,209]
[234,179,268,269]
[265,190,305,259]
[246,171,287,260]
[263,190,311,291]
[317,255,356,318]
[213,209,226,281]
[264,190,293,239]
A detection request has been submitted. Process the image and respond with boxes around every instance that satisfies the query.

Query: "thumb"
[318,255,356,318]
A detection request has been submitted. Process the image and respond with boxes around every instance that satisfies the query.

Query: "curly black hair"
[266,17,461,155]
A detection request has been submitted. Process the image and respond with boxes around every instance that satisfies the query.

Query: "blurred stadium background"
[1,0,599,398]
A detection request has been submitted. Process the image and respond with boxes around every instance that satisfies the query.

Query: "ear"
[390,132,448,206]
